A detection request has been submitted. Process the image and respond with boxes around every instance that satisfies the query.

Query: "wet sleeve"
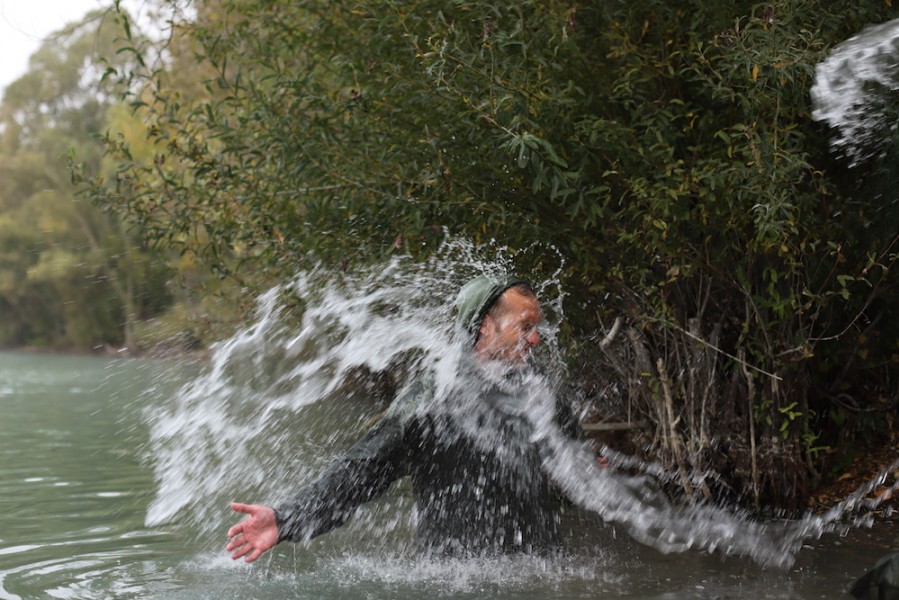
[273,416,408,543]
[555,396,585,440]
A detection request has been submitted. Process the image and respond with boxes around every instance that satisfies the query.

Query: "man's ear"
[477,314,494,341]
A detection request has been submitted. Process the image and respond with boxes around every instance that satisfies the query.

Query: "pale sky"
[0,0,114,96]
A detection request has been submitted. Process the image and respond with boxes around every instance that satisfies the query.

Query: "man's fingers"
[225,534,243,552]
[245,548,263,563]
[230,542,250,560]
[227,522,243,538]
[231,502,255,515]
[227,502,274,564]
[229,541,264,562]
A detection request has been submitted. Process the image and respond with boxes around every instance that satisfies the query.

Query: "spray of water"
[144,239,563,530]
[811,18,899,165]
[144,238,892,571]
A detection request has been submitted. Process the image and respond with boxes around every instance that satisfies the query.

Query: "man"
[227,274,578,562]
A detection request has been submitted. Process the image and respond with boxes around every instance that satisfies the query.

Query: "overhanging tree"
[90,0,898,508]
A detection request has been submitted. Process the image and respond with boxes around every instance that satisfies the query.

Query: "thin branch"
[599,315,623,350]
[649,317,783,382]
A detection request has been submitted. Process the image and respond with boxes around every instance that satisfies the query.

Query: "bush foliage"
[89,0,899,508]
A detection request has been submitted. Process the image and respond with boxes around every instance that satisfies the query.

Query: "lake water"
[0,351,896,599]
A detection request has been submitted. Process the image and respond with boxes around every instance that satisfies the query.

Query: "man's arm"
[225,377,430,562]
[555,395,585,440]
[273,377,432,543]
[226,416,407,562]
[273,416,407,542]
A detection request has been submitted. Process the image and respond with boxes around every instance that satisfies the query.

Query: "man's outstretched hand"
[226,502,279,563]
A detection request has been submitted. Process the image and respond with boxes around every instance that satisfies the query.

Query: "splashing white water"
[143,238,890,570]
[511,371,886,569]
[144,239,564,528]
[811,18,899,165]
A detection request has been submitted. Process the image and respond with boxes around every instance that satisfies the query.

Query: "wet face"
[474,288,541,364]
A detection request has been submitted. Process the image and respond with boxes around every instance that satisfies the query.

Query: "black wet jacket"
[274,372,581,555]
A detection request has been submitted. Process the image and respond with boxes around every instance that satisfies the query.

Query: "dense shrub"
[89,0,899,508]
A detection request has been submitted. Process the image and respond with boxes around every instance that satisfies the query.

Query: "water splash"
[811,18,899,165]
[144,239,565,529]
[144,238,891,570]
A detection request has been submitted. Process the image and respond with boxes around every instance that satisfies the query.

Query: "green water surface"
[0,351,896,599]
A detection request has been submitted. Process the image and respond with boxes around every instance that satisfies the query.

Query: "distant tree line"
[0,10,174,352]
[0,8,253,353]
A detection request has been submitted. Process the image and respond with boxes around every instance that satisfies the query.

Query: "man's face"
[475,289,542,364]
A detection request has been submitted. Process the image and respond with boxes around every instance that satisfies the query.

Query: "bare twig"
[599,315,623,350]
[657,358,694,500]
[741,348,761,511]
[581,420,648,431]
[650,317,782,382]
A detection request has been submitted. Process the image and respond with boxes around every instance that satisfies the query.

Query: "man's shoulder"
[384,373,436,424]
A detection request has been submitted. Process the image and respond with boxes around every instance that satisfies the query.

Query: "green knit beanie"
[454,274,530,334]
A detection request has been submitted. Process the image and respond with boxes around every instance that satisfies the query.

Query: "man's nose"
[525,328,540,347]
